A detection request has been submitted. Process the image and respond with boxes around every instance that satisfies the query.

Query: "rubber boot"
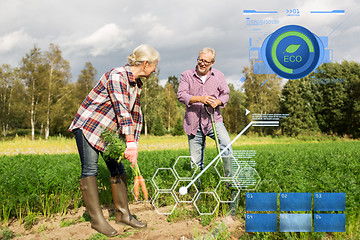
[79,176,118,237]
[110,174,147,228]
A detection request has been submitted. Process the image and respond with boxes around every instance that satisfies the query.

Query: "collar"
[193,66,215,79]
[125,64,143,88]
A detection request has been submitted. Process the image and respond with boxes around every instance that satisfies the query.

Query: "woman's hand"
[124,141,137,167]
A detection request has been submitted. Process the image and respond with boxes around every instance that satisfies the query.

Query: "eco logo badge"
[261,25,324,79]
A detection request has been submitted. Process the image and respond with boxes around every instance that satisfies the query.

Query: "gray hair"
[127,44,160,66]
[199,47,216,61]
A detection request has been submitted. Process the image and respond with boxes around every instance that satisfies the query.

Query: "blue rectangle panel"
[280,214,312,232]
[314,193,345,211]
[245,214,277,232]
[314,214,345,232]
[246,193,277,211]
[280,193,311,211]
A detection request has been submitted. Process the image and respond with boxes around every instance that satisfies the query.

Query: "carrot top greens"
[100,129,126,163]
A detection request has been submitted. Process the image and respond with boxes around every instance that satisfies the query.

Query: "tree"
[75,62,97,105]
[221,84,247,134]
[242,63,281,135]
[140,74,162,135]
[312,61,359,136]
[345,61,360,137]
[172,117,184,136]
[152,115,166,136]
[167,75,179,94]
[280,77,319,136]
[0,64,15,137]
[162,82,178,132]
[42,44,71,139]
[50,83,79,136]
[19,46,46,140]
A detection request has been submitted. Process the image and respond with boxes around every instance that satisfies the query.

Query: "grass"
[0,133,355,155]
[0,135,359,239]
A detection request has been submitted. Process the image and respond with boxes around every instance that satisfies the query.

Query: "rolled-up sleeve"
[107,73,134,135]
[177,72,193,107]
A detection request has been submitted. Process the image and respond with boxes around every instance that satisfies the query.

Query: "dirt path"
[7,204,245,240]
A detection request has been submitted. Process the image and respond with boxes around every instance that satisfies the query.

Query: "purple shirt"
[177,67,230,136]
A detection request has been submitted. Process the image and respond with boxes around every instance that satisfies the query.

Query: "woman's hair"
[127,44,160,66]
[199,47,216,62]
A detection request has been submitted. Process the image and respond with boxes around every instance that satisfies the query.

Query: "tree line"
[0,45,359,139]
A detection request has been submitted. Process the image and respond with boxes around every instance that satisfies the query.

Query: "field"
[0,135,359,239]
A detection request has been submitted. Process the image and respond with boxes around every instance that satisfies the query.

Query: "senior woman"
[69,44,159,237]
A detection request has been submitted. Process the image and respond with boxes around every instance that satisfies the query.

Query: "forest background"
[0,44,359,140]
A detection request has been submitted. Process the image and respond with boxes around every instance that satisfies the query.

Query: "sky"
[0,0,359,89]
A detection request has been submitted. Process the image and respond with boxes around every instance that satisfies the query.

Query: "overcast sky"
[0,0,358,89]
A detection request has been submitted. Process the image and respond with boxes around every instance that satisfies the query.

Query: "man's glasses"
[197,58,213,66]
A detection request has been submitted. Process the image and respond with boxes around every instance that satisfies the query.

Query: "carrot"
[138,175,148,201]
[132,163,148,201]
[134,176,140,201]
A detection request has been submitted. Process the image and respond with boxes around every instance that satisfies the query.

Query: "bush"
[152,116,166,136]
[172,118,184,136]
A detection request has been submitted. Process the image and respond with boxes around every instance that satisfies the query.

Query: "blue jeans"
[188,122,233,177]
[73,129,126,178]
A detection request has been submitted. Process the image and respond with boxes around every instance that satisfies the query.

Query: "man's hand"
[124,141,137,167]
[202,97,221,108]
[208,99,222,108]
[189,96,221,108]
[201,96,216,105]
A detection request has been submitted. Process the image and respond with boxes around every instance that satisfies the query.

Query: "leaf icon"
[283,44,301,54]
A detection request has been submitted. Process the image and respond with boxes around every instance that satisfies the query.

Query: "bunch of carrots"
[101,129,148,201]
[132,162,148,201]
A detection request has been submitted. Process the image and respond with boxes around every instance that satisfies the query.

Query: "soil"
[5,204,245,240]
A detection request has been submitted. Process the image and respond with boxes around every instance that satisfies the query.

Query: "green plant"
[1,203,12,227]
[100,129,125,162]
[0,139,359,239]
[0,228,15,240]
[60,217,85,227]
[24,211,39,230]
[86,232,108,240]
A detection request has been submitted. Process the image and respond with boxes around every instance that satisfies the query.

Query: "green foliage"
[152,116,166,136]
[0,228,15,240]
[24,211,39,230]
[100,129,125,162]
[1,44,359,140]
[199,222,231,240]
[222,83,247,134]
[0,140,359,238]
[172,117,185,136]
[140,74,163,135]
[86,233,108,240]
[166,203,195,222]
[280,77,319,135]
[281,61,360,137]
[167,75,179,94]
[75,62,97,105]
[60,217,85,227]
[200,215,212,226]
[82,211,91,222]
[242,62,282,135]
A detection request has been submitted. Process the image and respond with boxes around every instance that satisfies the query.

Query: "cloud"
[133,12,159,23]
[65,23,133,57]
[0,30,35,54]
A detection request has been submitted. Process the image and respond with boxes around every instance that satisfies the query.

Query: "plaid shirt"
[69,65,143,152]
